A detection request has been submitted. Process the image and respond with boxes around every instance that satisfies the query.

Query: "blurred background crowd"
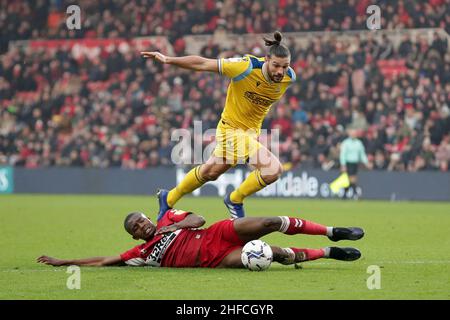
[0,0,449,171]
[1,0,449,52]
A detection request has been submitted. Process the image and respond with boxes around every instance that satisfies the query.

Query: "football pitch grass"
[1,194,449,300]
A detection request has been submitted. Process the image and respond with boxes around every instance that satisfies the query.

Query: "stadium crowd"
[1,30,449,172]
[0,1,449,172]
[1,0,449,53]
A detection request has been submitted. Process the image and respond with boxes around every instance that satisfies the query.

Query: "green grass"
[1,194,450,300]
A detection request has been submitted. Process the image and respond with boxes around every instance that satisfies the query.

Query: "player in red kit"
[37,208,364,268]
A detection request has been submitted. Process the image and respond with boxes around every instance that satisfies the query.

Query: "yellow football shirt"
[217,54,296,134]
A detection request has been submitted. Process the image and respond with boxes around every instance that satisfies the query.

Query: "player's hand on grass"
[37,255,65,266]
[141,51,168,64]
[155,225,178,235]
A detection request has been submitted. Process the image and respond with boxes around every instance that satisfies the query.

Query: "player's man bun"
[263,31,290,58]
[263,31,283,46]
[274,31,283,43]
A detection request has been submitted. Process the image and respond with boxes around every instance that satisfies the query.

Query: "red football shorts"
[199,219,246,268]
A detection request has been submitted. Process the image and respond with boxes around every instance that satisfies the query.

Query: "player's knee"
[276,163,284,177]
[202,169,222,181]
[261,164,283,184]
[262,217,281,230]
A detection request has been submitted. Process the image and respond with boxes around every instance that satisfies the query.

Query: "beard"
[271,73,284,82]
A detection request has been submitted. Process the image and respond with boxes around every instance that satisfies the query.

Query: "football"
[241,240,273,271]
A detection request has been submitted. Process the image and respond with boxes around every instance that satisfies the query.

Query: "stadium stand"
[0,1,449,171]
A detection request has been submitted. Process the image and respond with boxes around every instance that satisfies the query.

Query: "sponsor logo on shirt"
[243,91,276,107]
[145,230,181,267]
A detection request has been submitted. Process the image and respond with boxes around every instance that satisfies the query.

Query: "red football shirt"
[120,209,205,267]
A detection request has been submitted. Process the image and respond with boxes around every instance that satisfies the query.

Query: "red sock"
[291,248,325,261]
[279,216,327,235]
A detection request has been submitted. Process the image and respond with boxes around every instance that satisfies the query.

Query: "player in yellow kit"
[141,31,296,219]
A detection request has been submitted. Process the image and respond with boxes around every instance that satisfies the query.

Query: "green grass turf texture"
[1,194,449,300]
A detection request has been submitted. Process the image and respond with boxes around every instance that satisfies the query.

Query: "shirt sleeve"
[165,209,192,223]
[218,56,252,79]
[120,245,146,266]
[359,141,369,165]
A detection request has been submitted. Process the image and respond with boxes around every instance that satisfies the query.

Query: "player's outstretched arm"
[37,255,124,267]
[141,51,218,73]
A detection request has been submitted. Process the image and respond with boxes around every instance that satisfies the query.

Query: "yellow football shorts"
[212,119,262,166]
